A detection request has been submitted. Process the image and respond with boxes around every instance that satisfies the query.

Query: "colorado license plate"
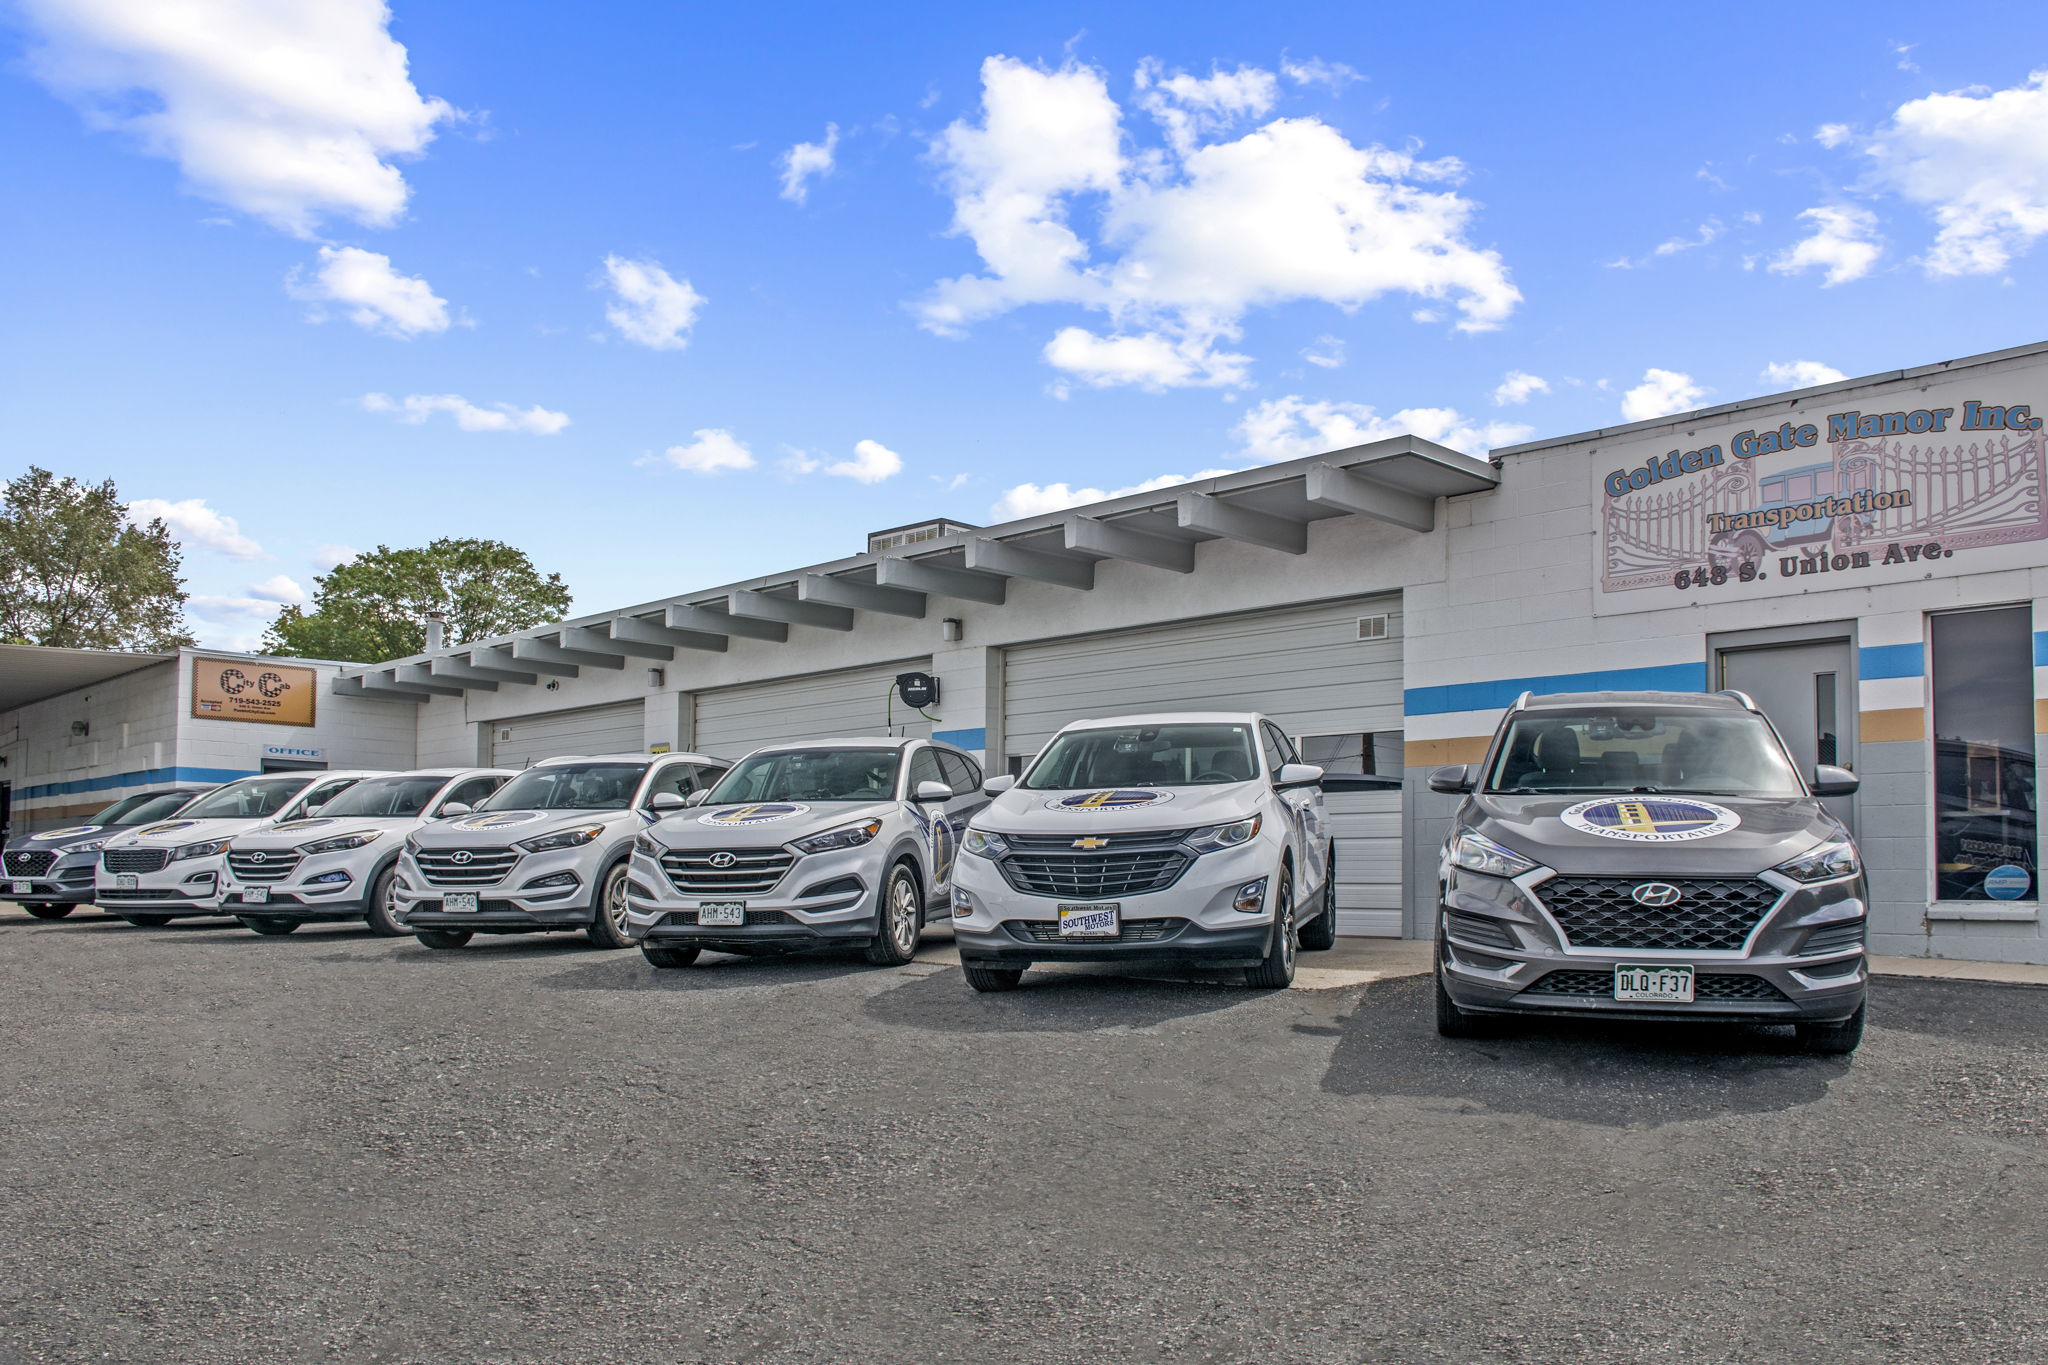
[442,892,479,913]
[243,887,271,904]
[116,874,139,890]
[698,902,745,926]
[10,881,29,895]
[1614,964,1695,1003]
[1057,903,1120,937]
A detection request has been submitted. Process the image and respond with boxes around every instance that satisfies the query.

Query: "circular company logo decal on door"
[31,826,102,841]
[698,803,812,826]
[1045,789,1176,813]
[1560,798,1740,843]
[453,811,547,830]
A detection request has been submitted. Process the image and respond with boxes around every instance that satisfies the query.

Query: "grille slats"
[661,848,795,897]
[1445,911,1519,950]
[96,888,201,902]
[1534,876,1777,951]
[661,909,795,927]
[102,848,171,874]
[5,851,58,877]
[998,850,1191,899]
[1522,970,1788,1002]
[1003,917,1184,944]
[414,848,521,886]
[226,851,302,883]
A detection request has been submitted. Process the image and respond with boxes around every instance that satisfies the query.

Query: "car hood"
[1464,792,1845,877]
[7,825,114,853]
[976,783,1259,836]
[230,815,423,851]
[410,808,641,848]
[101,817,270,848]
[648,799,899,848]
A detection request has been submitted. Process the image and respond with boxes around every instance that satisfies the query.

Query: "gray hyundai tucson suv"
[1431,690,1868,1054]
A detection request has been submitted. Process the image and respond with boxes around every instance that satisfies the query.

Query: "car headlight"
[790,820,883,856]
[70,840,106,854]
[634,833,665,858]
[298,831,381,855]
[1447,830,1539,879]
[1183,816,1261,854]
[1775,838,1860,883]
[173,839,231,861]
[962,828,1009,859]
[517,825,606,853]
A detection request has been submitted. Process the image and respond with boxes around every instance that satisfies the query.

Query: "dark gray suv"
[1431,690,1868,1054]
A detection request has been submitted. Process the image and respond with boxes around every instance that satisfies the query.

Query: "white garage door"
[490,701,646,768]
[1003,597,1403,936]
[692,658,934,760]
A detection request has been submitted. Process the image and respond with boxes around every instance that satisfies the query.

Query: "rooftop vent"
[867,519,980,555]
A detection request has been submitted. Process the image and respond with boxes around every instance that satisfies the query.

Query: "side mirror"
[1274,762,1325,789]
[303,803,327,817]
[683,789,711,808]
[1812,764,1860,796]
[913,781,954,804]
[648,792,688,814]
[1321,773,1403,793]
[437,802,472,818]
[1428,764,1474,795]
[982,774,1017,797]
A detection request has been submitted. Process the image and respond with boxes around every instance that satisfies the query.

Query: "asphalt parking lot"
[2,911,2045,1365]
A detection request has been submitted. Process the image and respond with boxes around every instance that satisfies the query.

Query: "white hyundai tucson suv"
[951,713,1377,992]
[396,752,729,950]
[219,768,513,937]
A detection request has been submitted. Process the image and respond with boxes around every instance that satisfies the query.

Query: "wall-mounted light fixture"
[648,667,666,688]
[69,720,89,737]
[941,618,963,643]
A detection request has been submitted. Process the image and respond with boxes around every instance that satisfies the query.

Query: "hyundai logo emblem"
[249,852,267,863]
[450,850,474,865]
[707,852,738,869]
[1631,881,1682,908]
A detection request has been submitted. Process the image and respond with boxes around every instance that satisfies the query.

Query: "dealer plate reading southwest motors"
[1430,689,1870,1055]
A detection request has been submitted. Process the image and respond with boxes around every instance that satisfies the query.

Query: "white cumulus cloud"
[990,469,1238,523]
[1768,205,1883,286]
[1814,122,1854,149]
[1236,396,1531,463]
[600,254,705,350]
[1761,360,1848,390]
[1301,335,1346,369]
[16,0,456,237]
[1867,69,2048,276]
[784,439,908,484]
[247,575,307,603]
[779,123,840,203]
[361,392,569,434]
[312,543,359,571]
[288,245,450,337]
[126,496,263,559]
[1043,326,1249,391]
[1492,370,1550,405]
[1279,56,1361,92]
[1620,369,1708,423]
[653,429,754,475]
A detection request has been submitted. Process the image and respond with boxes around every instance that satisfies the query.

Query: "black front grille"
[414,848,521,886]
[662,909,795,927]
[5,851,57,877]
[103,848,171,874]
[998,851,1190,900]
[1801,919,1866,955]
[1534,876,1778,951]
[226,851,302,884]
[1003,917,1185,944]
[1520,970,1787,1002]
[1444,911,1518,950]
[660,848,794,897]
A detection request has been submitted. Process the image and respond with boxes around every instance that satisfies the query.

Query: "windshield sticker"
[698,803,812,826]
[135,821,199,839]
[1045,789,1177,813]
[452,811,547,830]
[31,826,101,840]
[1560,798,1740,843]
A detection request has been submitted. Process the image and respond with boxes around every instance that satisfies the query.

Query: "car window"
[705,749,901,803]
[178,777,312,820]
[936,751,981,795]
[114,792,204,824]
[1485,709,1805,797]
[907,748,945,795]
[482,763,647,811]
[440,776,506,810]
[1261,723,1299,772]
[1022,724,1258,789]
[301,778,361,812]
[641,762,703,805]
[316,775,445,818]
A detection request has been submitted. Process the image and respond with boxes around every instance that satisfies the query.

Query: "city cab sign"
[191,657,317,727]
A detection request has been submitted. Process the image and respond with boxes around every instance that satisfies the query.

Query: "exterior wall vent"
[1356,614,1391,641]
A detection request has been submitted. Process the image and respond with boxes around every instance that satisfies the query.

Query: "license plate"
[117,874,139,890]
[698,902,746,926]
[244,887,271,904]
[9,881,29,896]
[443,892,479,913]
[1057,903,1120,938]
[1614,963,1695,1003]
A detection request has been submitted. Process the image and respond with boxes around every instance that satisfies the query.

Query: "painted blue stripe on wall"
[2035,631,2048,668]
[16,767,256,802]
[931,727,988,751]
[1405,663,1708,717]
[1859,643,1925,680]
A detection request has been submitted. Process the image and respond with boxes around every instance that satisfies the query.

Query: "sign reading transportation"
[191,658,317,727]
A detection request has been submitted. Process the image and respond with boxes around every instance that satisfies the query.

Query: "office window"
[1930,607,2037,901]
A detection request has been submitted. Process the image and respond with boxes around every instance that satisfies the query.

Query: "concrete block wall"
[1,659,181,830]
[174,651,418,779]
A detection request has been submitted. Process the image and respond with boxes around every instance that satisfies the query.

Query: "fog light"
[309,871,352,885]
[526,872,579,889]
[951,888,974,918]
[184,870,217,885]
[1232,878,1268,914]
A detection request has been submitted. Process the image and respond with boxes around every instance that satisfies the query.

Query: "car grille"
[1801,919,1866,955]
[1444,911,1518,950]
[661,909,795,927]
[1532,876,1778,951]
[226,852,302,884]
[997,850,1191,900]
[102,848,171,874]
[414,848,521,886]
[96,887,200,902]
[1521,970,1788,1002]
[1003,917,1185,944]
[660,849,794,897]
[5,851,57,877]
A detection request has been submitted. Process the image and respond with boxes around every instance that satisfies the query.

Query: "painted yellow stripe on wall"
[1861,707,1926,743]
[2038,699,2048,736]
[1405,736,1490,767]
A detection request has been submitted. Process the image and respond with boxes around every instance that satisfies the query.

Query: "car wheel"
[864,863,922,966]
[364,866,407,937]
[963,964,1025,992]
[1434,960,1492,1038]
[1795,1003,1865,1055]
[415,929,472,949]
[120,914,173,928]
[241,916,300,936]
[1298,848,1338,951]
[1243,874,1298,989]
[23,903,77,920]
[642,944,701,969]
[584,861,634,949]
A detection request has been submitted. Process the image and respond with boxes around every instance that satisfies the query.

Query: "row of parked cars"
[5,694,1872,1050]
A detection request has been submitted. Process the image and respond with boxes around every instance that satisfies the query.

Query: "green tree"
[0,466,193,650]
[262,537,573,663]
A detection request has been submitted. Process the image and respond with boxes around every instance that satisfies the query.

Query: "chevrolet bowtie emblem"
[1072,837,1110,850]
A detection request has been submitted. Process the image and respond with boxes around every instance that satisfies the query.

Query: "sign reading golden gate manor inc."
[190,657,318,726]
[1599,393,2048,600]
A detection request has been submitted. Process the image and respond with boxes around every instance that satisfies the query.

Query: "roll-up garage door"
[1003,597,1403,936]
[490,701,646,768]
[692,658,934,760]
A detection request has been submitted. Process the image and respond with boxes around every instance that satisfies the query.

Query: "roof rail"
[1714,689,1760,711]
[1512,690,1533,711]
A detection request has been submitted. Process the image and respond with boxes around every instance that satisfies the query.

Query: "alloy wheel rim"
[1280,888,1297,971]
[891,875,917,951]
[609,871,630,931]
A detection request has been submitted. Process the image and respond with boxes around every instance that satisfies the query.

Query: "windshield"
[482,763,646,811]
[314,775,448,818]
[1485,709,1806,798]
[178,777,313,820]
[91,792,168,824]
[109,792,201,824]
[706,749,901,803]
[1023,723,1257,790]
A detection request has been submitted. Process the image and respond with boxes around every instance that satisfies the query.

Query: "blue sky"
[5,1,2048,648]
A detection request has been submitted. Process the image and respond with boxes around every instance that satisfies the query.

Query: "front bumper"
[394,847,594,934]
[622,844,876,949]
[1438,864,1867,1024]
[94,856,226,916]
[4,855,98,904]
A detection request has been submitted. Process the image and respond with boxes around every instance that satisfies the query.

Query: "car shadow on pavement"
[862,964,1257,1033]
[1865,974,2048,1045]
[531,947,883,992]
[1319,975,1850,1128]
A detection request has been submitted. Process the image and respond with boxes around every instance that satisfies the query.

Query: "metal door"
[1718,638,1857,828]
[692,659,934,759]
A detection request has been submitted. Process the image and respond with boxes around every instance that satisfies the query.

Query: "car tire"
[415,929,472,949]
[120,914,173,928]
[863,862,922,966]
[1795,1003,1865,1055]
[364,865,407,937]
[1243,873,1298,989]
[23,903,77,920]
[963,964,1024,992]
[642,944,701,969]
[241,916,300,936]
[584,861,634,950]
[1298,848,1338,952]
[1434,963,1492,1038]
